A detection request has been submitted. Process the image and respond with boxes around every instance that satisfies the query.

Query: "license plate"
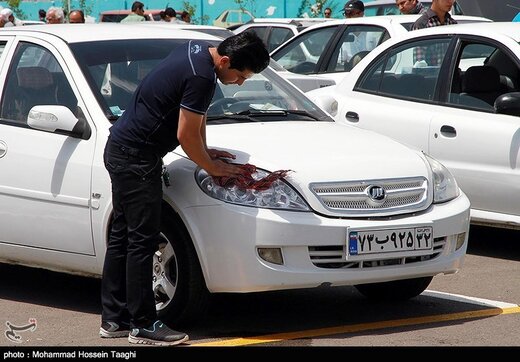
[348,227,433,256]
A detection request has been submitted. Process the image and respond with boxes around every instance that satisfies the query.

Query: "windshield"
[207,66,331,123]
[70,39,332,123]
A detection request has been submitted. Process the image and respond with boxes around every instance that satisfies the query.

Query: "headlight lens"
[424,154,460,203]
[196,168,310,211]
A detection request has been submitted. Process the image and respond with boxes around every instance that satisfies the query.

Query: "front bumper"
[182,192,470,293]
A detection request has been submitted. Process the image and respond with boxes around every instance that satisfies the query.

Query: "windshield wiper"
[206,114,257,124]
[237,109,323,121]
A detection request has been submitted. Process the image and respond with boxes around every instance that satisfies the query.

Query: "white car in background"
[141,22,336,92]
[307,22,520,230]
[271,14,491,84]
[0,24,469,326]
[233,18,334,52]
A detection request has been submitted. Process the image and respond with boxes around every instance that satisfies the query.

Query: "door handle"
[345,111,359,123]
[439,125,456,138]
[0,141,6,158]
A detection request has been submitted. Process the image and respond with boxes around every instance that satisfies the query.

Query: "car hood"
[173,121,431,215]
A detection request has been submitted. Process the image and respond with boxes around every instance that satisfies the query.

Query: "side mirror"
[27,105,90,139]
[495,92,520,117]
[312,95,338,117]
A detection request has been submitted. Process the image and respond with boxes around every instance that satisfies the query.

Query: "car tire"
[154,213,210,326]
[354,276,433,301]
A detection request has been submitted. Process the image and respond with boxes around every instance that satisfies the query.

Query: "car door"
[340,37,454,151]
[429,37,520,217]
[0,37,96,254]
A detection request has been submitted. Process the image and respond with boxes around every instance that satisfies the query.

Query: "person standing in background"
[0,8,21,26]
[39,9,47,22]
[180,11,191,23]
[343,0,364,18]
[324,7,332,18]
[411,0,457,30]
[69,9,85,23]
[46,7,66,24]
[396,0,427,14]
[121,1,146,23]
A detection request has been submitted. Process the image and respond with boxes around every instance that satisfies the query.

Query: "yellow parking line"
[190,306,520,347]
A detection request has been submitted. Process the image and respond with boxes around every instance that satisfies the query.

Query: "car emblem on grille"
[366,185,386,206]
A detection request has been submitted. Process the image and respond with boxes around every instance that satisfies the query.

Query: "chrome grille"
[310,177,429,216]
[308,237,445,269]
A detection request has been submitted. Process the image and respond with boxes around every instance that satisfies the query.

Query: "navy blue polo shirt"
[109,40,217,157]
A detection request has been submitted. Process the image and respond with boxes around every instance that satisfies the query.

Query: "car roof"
[288,14,491,33]
[244,17,335,25]
[0,23,221,43]
[137,22,235,38]
[394,21,520,42]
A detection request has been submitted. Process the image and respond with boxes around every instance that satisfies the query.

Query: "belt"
[107,138,159,159]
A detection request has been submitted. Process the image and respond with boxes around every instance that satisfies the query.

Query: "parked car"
[233,18,333,52]
[363,0,464,16]
[140,22,335,91]
[307,22,520,230]
[99,9,163,22]
[0,24,469,325]
[213,9,254,28]
[271,14,491,84]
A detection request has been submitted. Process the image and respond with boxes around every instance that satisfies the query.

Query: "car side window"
[356,38,451,102]
[328,25,387,72]
[447,41,519,112]
[272,26,337,75]
[0,42,78,125]
[268,27,294,52]
[245,27,268,43]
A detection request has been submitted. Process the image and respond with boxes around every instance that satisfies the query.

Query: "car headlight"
[424,154,460,203]
[196,168,310,211]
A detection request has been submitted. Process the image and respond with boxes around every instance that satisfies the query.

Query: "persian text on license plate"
[348,227,433,256]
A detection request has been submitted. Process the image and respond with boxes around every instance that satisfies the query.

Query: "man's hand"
[207,148,236,160]
[208,159,246,177]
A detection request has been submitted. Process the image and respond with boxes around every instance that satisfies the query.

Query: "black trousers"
[101,137,163,328]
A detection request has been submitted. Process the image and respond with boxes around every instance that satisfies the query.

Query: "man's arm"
[178,108,243,177]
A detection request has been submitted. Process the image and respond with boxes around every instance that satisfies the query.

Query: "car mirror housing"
[495,92,520,117]
[312,95,338,117]
[27,105,89,139]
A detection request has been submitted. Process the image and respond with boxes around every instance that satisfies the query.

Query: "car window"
[246,26,268,42]
[71,39,202,119]
[0,42,78,126]
[272,26,337,74]
[328,25,388,73]
[268,27,294,52]
[0,42,6,58]
[447,40,520,111]
[356,38,452,102]
[207,66,331,122]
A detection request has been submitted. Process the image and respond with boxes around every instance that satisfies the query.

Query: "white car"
[233,18,334,52]
[140,22,336,93]
[271,14,491,84]
[307,21,520,230]
[0,24,469,325]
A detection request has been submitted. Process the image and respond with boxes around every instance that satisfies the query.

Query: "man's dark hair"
[131,1,144,12]
[217,31,270,73]
[164,7,176,17]
[39,9,46,18]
